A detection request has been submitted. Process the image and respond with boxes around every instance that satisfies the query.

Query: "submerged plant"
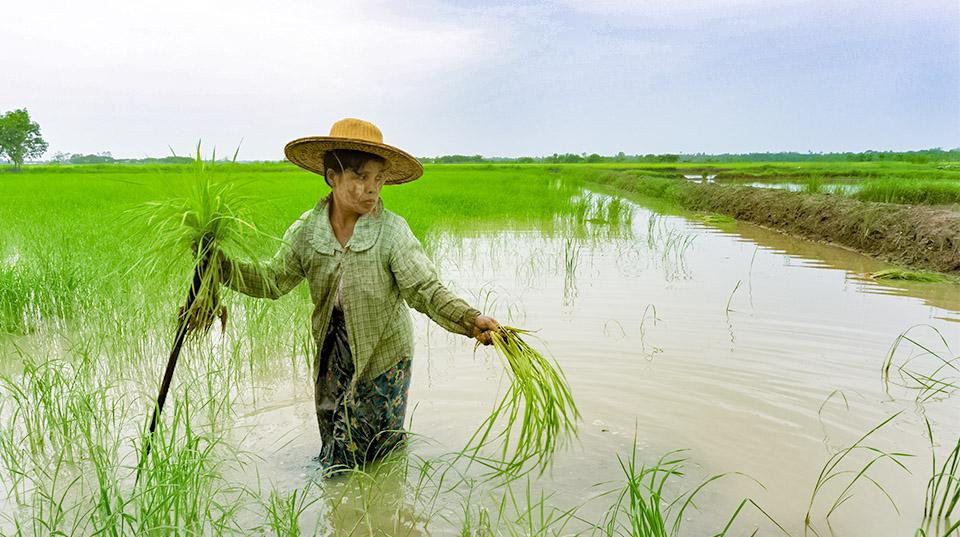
[463,326,580,478]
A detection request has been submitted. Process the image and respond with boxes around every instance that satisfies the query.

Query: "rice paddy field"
[588,160,960,206]
[2,162,960,536]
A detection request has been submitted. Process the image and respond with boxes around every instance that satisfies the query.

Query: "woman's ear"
[325,168,337,187]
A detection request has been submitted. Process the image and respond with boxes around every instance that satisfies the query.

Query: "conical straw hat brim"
[284,137,424,185]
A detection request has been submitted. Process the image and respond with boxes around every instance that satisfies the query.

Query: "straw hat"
[284,118,424,185]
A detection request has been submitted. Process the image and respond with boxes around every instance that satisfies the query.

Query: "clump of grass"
[463,326,580,478]
[868,268,952,283]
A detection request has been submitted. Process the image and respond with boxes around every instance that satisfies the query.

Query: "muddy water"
[229,190,960,536]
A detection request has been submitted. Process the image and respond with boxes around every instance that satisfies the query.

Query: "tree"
[0,109,48,170]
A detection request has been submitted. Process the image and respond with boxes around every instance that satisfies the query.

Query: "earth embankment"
[584,172,960,275]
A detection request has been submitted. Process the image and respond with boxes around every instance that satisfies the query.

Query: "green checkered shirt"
[222,194,481,385]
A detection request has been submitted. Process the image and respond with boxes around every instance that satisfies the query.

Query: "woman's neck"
[328,196,361,247]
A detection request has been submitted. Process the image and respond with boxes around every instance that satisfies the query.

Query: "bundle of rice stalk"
[129,143,268,478]
[463,325,580,478]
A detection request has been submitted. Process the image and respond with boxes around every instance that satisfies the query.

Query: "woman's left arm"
[390,221,494,340]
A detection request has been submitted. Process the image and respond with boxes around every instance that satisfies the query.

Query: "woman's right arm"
[220,216,308,299]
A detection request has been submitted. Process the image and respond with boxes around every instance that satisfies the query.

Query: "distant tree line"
[418,148,960,165]
[677,148,960,164]
[48,151,193,165]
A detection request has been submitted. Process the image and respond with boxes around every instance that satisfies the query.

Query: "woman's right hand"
[473,314,501,346]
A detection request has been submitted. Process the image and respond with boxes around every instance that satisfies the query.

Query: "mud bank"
[584,172,960,275]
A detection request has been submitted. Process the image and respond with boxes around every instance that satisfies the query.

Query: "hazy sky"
[4,0,958,159]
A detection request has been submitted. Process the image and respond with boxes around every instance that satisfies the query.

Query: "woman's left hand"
[473,315,500,346]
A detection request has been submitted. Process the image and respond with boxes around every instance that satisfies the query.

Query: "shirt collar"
[307,194,384,255]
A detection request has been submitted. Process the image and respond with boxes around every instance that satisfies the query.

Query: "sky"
[3,0,958,160]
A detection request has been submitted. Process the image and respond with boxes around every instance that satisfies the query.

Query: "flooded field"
[1,166,958,535]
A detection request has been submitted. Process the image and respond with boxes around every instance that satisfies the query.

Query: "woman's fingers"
[477,329,494,346]
[475,314,500,331]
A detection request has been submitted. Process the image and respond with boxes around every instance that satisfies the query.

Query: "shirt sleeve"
[389,220,481,337]
[221,216,307,300]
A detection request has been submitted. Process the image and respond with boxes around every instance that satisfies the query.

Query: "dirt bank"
[585,172,960,275]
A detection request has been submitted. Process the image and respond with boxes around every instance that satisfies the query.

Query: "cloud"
[2,0,547,157]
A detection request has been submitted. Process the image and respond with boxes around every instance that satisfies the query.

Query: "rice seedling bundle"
[465,325,579,477]
[867,268,951,283]
[129,144,266,476]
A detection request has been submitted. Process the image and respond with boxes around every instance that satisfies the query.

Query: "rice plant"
[922,417,960,525]
[804,412,911,534]
[881,324,958,403]
[263,482,323,537]
[462,326,580,478]
[591,431,787,537]
[132,396,240,535]
[127,142,271,476]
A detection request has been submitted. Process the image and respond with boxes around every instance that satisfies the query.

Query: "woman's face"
[327,159,387,217]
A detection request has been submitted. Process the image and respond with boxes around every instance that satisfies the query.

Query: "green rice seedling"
[462,326,579,478]
[922,418,960,522]
[457,480,495,537]
[803,177,825,194]
[128,143,272,476]
[460,504,494,537]
[638,304,662,359]
[133,395,240,535]
[264,482,323,537]
[591,430,786,537]
[503,478,579,536]
[562,238,581,308]
[881,324,958,403]
[804,411,911,534]
[867,269,953,283]
[0,254,84,334]
[644,213,696,279]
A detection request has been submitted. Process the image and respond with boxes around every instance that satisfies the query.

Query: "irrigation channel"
[1,177,959,536]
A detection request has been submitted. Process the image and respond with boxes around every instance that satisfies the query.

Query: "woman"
[220,118,500,471]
